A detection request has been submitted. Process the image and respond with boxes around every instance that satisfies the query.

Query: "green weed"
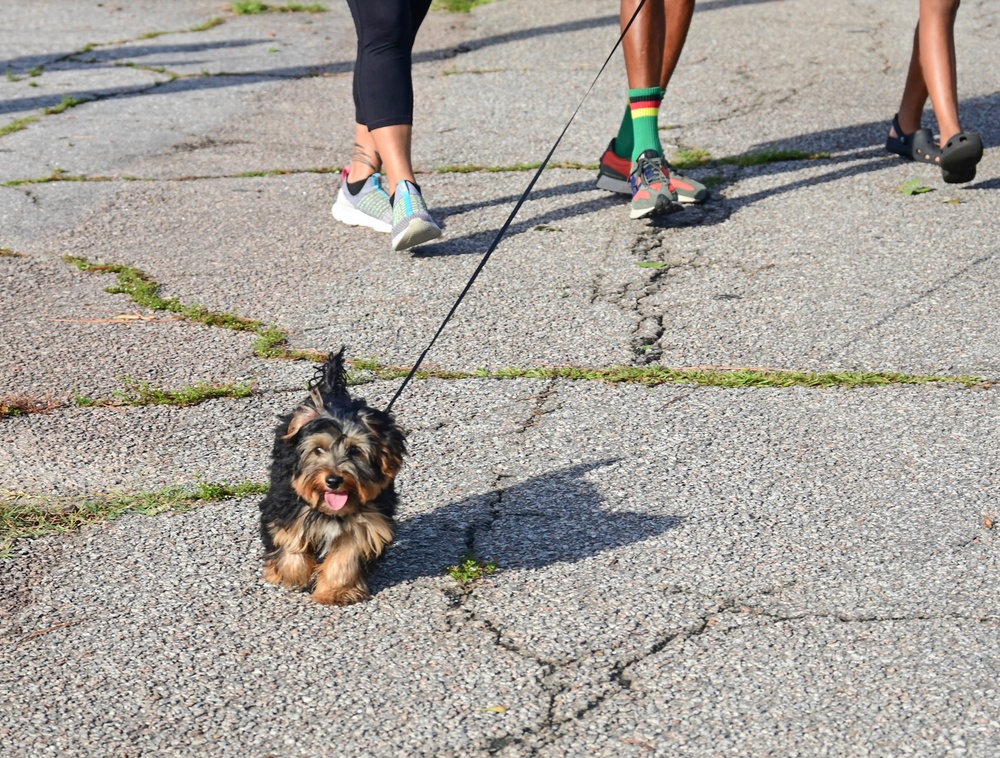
[432,0,494,11]
[670,147,712,169]
[43,95,93,115]
[191,17,227,31]
[0,482,269,556]
[232,1,327,13]
[719,149,830,168]
[344,361,983,390]
[0,116,39,137]
[109,378,255,407]
[447,554,498,586]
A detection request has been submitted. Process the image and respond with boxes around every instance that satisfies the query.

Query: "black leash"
[386,0,647,413]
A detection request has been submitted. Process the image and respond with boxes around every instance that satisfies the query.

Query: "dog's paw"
[263,555,315,589]
[311,584,369,605]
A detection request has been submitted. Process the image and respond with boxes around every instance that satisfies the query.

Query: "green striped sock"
[628,86,663,163]
[613,103,633,160]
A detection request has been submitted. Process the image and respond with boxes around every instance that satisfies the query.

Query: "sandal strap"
[892,114,907,143]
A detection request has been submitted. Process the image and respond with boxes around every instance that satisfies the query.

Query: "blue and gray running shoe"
[391,180,442,251]
[331,168,393,233]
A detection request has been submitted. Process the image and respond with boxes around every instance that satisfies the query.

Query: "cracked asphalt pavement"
[1,1,998,755]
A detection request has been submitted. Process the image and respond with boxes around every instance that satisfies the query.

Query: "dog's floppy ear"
[359,408,407,479]
[309,347,350,403]
[282,391,325,439]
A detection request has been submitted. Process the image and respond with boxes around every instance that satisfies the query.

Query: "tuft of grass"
[65,255,322,362]
[0,116,40,138]
[232,1,326,13]
[442,67,505,76]
[432,0,494,11]
[637,261,670,269]
[342,361,984,390]
[191,17,226,31]
[3,169,102,187]
[719,149,830,168]
[43,95,93,116]
[0,247,25,258]
[0,481,269,556]
[670,147,712,169]
[108,378,256,407]
[446,554,498,586]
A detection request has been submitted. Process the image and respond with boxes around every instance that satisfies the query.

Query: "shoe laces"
[637,154,670,185]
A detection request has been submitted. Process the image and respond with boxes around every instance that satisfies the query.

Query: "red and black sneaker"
[628,150,682,220]
[595,138,709,204]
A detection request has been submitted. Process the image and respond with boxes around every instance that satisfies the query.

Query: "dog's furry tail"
[308,346,350,401]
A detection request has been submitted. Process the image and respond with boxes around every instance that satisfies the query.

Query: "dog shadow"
[371,459,682,592]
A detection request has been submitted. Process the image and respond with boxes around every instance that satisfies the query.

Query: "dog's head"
[281,349,406,516]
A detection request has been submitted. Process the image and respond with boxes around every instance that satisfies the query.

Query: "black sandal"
[885,114,939,163]
[939,131,983,184]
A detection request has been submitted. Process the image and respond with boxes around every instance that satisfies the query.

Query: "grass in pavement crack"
[671,147,830,171]
[2,380,256,419]
[446,554,499,587]
[0,116,39,138]
[65,255,321,361]
[75,378,256,409]
[432,0,494,11]
[349,358,984,389]
[232,1,327,13]
[43,95,94,116]
[0,481,269,556]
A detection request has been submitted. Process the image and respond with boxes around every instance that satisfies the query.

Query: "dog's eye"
[312,447,325,456]
[346,446,361,458]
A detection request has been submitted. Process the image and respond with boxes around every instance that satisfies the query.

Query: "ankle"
[893,112,922,137]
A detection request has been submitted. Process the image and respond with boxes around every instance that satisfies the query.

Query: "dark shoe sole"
[940,132,983,184]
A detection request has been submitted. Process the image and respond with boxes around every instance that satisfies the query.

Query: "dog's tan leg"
[311,513,394,604]
[312,534,369,605]
[264,548,317,589]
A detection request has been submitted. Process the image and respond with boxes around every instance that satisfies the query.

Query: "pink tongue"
[324,491,348,511]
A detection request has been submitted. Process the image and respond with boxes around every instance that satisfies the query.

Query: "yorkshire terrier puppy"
[259,349,405,605]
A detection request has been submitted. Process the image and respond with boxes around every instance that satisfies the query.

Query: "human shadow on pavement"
[1,0,784,115]
[371,459,683,593]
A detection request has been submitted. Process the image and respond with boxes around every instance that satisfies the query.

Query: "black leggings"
[345,0,433,130]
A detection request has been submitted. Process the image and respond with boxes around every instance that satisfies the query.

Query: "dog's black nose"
[325,474,343,490]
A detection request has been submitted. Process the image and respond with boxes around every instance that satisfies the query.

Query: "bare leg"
[368,124,416,195]
[349,123,418,194]
[622,0,665,90]
[660,0,695,90]
[895,25,929,136]
[917,0,962,143]
[894,0,962,143]
[348,123,382,181]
